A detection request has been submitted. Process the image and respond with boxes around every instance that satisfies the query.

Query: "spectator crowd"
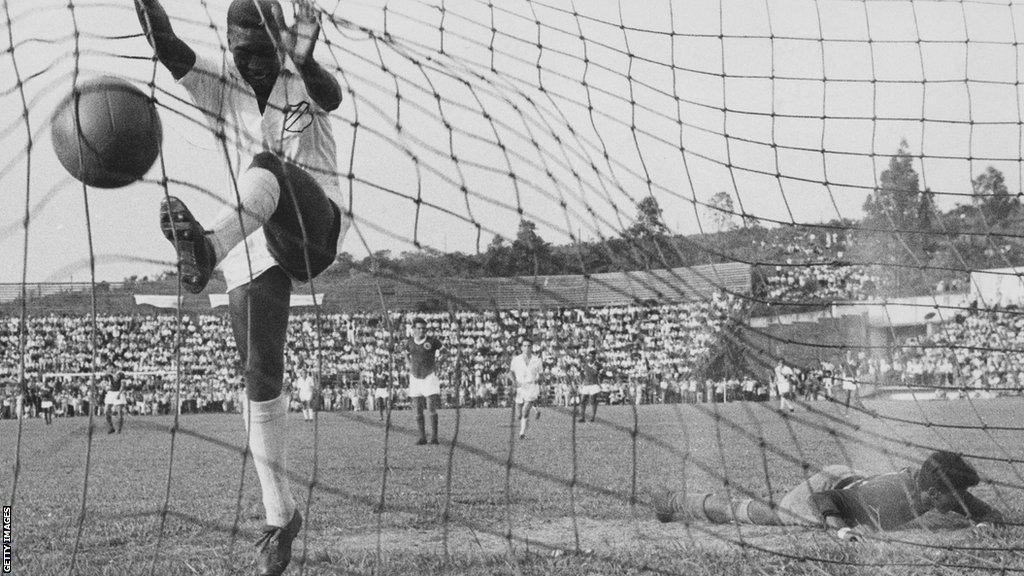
[880,309,1024,395]
[6,229,1024,421]
[1,294,759,419]
[756,230,881,303]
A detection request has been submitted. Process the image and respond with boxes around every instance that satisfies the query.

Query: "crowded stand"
[8,222,1024,422]
[881,309,1024,395]
[0,293,757,419]
[746,309,1024,398]
[756,230,881,303]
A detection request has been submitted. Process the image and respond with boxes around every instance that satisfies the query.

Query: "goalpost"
[1,0,1023,574]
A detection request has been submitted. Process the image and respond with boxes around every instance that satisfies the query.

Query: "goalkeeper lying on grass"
[654,451,1005,541]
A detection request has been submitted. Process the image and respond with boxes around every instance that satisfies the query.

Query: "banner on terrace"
[969,267,1024,308]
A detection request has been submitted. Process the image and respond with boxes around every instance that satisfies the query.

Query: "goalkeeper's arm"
[810,492,860,540]
[955,491,1006,526]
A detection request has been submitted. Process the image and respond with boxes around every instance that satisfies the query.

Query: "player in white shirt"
[134,1,347,573]
[510,338,544,440]
[774,360,796,413]
[295,370,316,421]
[103,373,127,434]
[839,363,864,413]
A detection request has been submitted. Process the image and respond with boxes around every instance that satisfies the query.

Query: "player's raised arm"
[134,0,196,80]
[282,0,341,111]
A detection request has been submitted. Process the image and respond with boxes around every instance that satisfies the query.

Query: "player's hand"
[284,0,320,68]
[836,527,861,542]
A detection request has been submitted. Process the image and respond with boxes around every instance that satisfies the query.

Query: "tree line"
[202,139,1024,301]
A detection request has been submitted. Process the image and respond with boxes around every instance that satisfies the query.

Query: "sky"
[2,0,1024,284]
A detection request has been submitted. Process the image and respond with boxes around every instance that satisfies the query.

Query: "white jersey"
[774,364,793,394]
[296,375,316,402]
[179,53,348,291]
[104,389,126,406]
[510,354,544,385]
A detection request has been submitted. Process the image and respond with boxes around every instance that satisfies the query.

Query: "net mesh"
[1,0,1023,574]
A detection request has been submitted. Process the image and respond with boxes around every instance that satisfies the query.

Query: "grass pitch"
[3,398,1023,575]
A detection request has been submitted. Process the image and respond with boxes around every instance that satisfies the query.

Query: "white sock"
[210,168,280,261]
[243,393,296,527]
[519,417,527,436]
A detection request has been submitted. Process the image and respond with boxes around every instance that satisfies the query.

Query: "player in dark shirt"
[653,451,1005,540]
[104,373,127,434]
[577,350,601,423]
[405,317,445,445]
[40,386,55,425]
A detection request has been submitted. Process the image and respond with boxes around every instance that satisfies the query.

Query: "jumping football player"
[134,0,347,573]
[653,450,1005,539]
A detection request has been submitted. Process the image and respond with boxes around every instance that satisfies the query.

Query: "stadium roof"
[1,262,750,314]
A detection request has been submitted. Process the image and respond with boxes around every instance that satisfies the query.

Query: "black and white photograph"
[1,0,1023,574]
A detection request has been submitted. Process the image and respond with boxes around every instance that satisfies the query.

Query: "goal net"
[1,0,1022,574]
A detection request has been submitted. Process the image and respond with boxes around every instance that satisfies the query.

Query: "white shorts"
[580,384,601,396]
[298,391,314,402]
[515,384,540,404]
[104,391,125,406]
[408,373,441,398]
[221,205,352,292]
[221,233,279,293]
[41,401,54,409]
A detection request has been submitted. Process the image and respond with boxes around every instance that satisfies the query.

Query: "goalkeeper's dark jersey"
[809,468,1001,530]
